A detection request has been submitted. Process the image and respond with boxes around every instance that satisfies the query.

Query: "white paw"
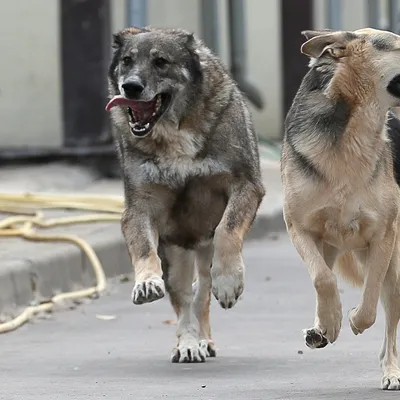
[211,266,244,309]
[171,338,208,363]
[382,369,400,390]
[131,276,165,305]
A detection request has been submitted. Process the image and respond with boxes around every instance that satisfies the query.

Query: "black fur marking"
[371,37,392,51]
[285,63,351,147]
[387,112,400,185]
[314,97,350,143]
[305,65,335,91]
[289,142,323,180]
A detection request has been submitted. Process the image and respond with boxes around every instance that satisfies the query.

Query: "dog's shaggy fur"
[106,27,264,363]
[282,27,400,390]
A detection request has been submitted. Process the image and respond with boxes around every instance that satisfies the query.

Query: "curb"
[0,208,285,320]
[0,142,285,320]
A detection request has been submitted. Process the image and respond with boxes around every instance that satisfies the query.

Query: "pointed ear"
[301,31,357,59]
[112,27,147,50]
[112,33,123,50]
[301,29,334,40]
[186,33,196,48]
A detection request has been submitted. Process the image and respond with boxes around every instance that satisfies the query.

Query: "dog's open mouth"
[105,94,171,137]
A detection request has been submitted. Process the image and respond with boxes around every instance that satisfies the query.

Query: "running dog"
[282,27,400,390]
[106,27,264,363]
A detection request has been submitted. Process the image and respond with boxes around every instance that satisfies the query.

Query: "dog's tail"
[333,252,364,287]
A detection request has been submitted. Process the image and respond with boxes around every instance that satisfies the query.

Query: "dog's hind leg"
[379,241,400,390]
[163,245,208,363]
[348,226,396,336]
[193,243,216,357]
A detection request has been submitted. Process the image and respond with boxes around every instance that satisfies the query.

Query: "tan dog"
[281,27,400,390]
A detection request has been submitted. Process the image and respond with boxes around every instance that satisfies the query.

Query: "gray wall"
[113,0,284,141]
[0,0,62,147]
[0,0,371,147]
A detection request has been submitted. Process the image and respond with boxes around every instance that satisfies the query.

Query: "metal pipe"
[227,0,264,109]
[326,0,342,30]
[127,0,147,27]
[389,0,400,33]
[200,0,220,55]
[367,0,380,28]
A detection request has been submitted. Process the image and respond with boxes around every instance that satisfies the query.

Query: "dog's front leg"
[349,225,396,335]
[121,207,165,305]
[287,224,342,348]
[212,183,263,309]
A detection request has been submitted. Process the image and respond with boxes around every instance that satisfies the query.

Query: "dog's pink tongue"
[105,96,156,122]
[105,95,135,111]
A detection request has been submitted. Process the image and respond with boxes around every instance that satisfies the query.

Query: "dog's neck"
[132,120,205,160]
[286,62,393,185]
[291,100,389,185]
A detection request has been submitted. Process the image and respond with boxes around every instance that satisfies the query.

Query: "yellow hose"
[0,192,125,334]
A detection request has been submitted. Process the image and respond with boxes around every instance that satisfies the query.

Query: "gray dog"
[106,26,264,363]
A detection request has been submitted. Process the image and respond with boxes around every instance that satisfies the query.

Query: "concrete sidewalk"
[0,144,284,319]
[0,236,390,399]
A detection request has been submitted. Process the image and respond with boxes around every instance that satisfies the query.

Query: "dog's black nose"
[122,80,144,99]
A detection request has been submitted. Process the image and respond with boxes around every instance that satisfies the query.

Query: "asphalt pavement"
[0,235,392,400]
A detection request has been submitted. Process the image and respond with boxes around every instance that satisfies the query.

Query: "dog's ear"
[301,29,334,40]
[112,27,146,50]
[185,33,196,48]
[112,33,123,50]
[301,31,357,59]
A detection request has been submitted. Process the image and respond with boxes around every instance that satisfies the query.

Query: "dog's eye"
[122,56,133,66]
[154,57,169,68]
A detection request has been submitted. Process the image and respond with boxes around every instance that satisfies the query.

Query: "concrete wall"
[144,0,283,140]
[0,0,372,147]
[0,0,62,147]
[313,0,368,30]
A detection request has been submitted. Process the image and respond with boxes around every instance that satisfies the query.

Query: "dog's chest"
[158,175,229,248]
[138,128,227,187]
[303,193,380,250]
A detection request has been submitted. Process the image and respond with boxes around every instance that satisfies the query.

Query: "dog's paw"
[382,369,400,390]
[303,328,329,349]
[206,340,217,358]
[313,297,342,344]
[171,339,208,363]
[211,267,244,309]
[131,277,165,305]
[348,306,375,335]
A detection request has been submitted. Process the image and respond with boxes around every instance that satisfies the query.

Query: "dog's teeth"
[145,123,150,129]
[152,112,156,117]
[129,122,135,128]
